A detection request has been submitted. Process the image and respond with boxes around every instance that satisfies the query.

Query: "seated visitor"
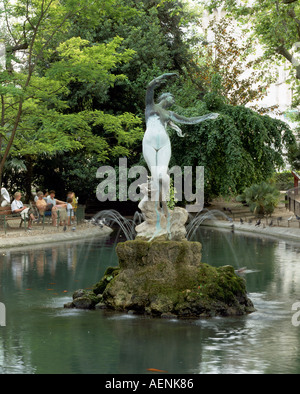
[34,189,48,203]
[11,192,35,230]
[1,187,10,207]
[35,192,52,214]
[46,190,67,207]
[46,190,67,226]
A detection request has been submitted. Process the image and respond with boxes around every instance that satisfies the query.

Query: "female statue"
[143,73,218,206]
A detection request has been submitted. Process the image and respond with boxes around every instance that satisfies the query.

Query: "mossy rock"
[64,289,100,309]
[93,266,120,295]
[68,240,255,318]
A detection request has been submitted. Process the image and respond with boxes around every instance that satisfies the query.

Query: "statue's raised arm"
[145,73,178,120]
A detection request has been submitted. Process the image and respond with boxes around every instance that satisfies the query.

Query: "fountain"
[186,209,233,241]
[92,209,140,241]
[65,74,255,318]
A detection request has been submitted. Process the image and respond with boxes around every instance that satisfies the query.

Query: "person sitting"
[11,192,35,230]
[1,187,10,207]
[34,189,48,202]
[35,191,52,216]
[46,190,67,226]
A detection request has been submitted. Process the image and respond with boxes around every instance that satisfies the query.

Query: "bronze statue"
[142,73,218,240]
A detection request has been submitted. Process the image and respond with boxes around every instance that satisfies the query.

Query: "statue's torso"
[144,114,170,150]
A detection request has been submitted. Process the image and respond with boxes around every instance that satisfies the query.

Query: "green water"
[1,228,300,374]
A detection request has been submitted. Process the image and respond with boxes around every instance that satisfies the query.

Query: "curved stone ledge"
[0,225,113,250]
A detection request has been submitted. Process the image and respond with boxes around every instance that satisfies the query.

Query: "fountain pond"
[0,227,300,373]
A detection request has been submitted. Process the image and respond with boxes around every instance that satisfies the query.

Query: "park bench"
[0,206,26,233]
[0,204,85,233]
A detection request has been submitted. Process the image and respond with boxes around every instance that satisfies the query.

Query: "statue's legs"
[143,143,171,201]
[143,142,171,240]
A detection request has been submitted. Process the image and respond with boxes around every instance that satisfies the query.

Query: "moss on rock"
[93,266,120,295]
[63,289,100,309]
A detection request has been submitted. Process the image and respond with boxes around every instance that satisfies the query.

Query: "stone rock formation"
[66,239,255,318]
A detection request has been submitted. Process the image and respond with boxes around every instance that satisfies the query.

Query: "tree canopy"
[170,94,296,200]
[0,0,143,186]
[0,0,297,202]
[193,16,276,108]
[205,0,300,86]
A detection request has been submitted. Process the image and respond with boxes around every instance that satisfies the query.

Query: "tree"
[170,90,296,200]
[193,16,276,108]
[201,1,300,173]
[287,142,300,170]
[64,0,203,116]
[13,0,207,202]
[204,0,300,84]
[237,181,281,217]
[0,0,143,188]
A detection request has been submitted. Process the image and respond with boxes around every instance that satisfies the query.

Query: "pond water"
[1,228,300,374]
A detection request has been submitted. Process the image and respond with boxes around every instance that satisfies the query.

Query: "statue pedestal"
[135,201,189,241]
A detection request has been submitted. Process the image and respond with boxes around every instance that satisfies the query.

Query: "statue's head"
[158,93,175,108]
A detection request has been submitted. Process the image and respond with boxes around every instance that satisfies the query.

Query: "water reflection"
[0,237,117,294]
[0,235,118,374]
[0,229,300,374]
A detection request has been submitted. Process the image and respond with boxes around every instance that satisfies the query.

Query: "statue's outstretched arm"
[169,111,219,125]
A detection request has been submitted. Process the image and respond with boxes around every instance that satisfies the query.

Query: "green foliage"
[0,0,143,186]
[237,181,281,217]
[202,74,227,110]
[0,0,296,205]
[66,0,202,115]
[170,100,296,200]
[203,1,300,90]
[287,142,300,171]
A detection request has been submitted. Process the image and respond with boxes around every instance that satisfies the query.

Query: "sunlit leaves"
[237,181,281,217]
[0,0,142,177]
[50,36,135,86]
[203,0,300,78]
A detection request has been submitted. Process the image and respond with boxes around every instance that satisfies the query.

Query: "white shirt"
[46,196,56,206]
[11,199,23,212]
